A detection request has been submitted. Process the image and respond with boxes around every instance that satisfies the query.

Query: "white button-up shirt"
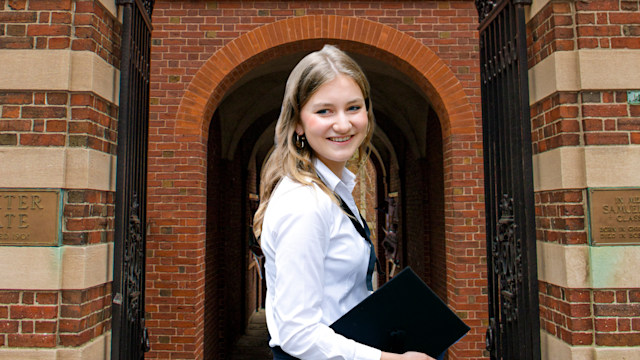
[261,158,381,360]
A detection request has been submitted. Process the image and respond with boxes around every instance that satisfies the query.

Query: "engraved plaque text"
[589,188,640,245]
[0,190,60,246]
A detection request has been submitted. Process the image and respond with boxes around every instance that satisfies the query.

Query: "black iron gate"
[112,0,154,359]
[476,1,541,359]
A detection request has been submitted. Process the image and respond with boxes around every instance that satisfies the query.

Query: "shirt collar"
[313,157,357,193]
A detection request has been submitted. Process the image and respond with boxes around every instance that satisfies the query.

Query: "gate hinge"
[142,317,151,352]
[113,292,123,305]
[143,326,150,352]
[486,318,496,351]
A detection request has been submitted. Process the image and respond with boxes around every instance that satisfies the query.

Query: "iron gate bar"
[477,0,540,359]
[112,0,154,359]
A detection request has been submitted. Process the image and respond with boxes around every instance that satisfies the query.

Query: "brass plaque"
[589,188,640,245]
[0,190,60,246]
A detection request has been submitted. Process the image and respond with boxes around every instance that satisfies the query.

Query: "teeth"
[331,136,351,142]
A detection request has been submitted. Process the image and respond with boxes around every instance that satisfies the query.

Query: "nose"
[332,111,352,133]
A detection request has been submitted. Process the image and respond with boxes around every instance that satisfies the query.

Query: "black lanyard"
[334,194,381,291]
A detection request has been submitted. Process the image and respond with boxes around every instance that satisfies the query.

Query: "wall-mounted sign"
[0,189,60,246]
[589,188,640,245]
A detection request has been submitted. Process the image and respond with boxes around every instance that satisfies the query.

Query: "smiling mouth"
[329,136,352,142]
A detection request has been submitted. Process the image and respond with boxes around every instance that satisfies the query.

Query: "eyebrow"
[310,98,364,108]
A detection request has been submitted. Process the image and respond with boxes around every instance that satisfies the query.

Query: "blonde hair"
[252,45,375,238]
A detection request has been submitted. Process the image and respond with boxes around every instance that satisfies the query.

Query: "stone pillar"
[527,0,640,358]
[0,0,121,358]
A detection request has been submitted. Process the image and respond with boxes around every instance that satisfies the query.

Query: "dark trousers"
[271,346,299,360]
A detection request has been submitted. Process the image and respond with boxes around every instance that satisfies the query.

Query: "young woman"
[253,45,433,360]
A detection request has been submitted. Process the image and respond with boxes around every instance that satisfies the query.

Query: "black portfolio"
[330,267,470,358]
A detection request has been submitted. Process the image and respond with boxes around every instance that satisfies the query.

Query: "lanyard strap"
[335,194,381,291]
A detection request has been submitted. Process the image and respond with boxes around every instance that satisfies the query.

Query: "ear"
[295,123,304,136]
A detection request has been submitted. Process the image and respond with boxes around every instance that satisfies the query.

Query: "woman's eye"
[316,109,330,115]
[348,105,362,112]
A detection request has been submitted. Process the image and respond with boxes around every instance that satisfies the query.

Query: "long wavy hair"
[252,44,375,238]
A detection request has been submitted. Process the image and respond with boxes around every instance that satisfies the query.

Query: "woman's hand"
[381,351,435,360]
[401,352,435,360]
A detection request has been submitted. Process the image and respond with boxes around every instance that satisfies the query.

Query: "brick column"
[0,0,120,358]
[528,0,640,357]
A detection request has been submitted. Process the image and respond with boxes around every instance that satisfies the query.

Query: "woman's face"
[296,74,368,177]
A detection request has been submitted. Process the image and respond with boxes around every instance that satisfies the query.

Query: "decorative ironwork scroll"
[112,0,154,359]
[493,195,522,323]
[125,193,143,323]
[478,0,540,359]
[476,0,532,23]
[475,0,498,22]
[140,0,155,17]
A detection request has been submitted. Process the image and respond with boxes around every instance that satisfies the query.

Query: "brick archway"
[149,14,485,360]
[174,15,474,139]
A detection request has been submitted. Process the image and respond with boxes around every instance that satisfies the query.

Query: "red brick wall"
[531,91,640,154]
[245,146,265,326]
[68,93,119,154]
[0,91,117,152]
[442,131,486,358]
[535,189,587,245]
[59,284,112,347]
[244,151,261,326]
[426,108,447,301]
[194,110,248,357]
[527,0,640,154]
[221,156,246,350]
[148,1,482,358]
[0,291,59,348]
[0,0,120,161]
[64,189,115,245]
[573,0,640,50]
[151,1,479,132]
[535,193,640,346]
[528,0,640,351]
[405,151,429,280]
[0,0,121,67]
[581,91,640,145]
[527,0,640,69]
[540,283,640,346]
[0,284,111,348]
[203,112,223,357]
[0,91,67,147]
[0,0,119,352]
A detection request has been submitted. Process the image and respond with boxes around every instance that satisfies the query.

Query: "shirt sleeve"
[268,186,382,360]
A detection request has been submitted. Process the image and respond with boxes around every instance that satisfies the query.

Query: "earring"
[294,133,306,149]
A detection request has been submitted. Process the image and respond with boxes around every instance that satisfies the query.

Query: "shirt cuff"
[354,343,382,360]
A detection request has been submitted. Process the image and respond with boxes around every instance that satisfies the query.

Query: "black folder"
[330,267,470,358]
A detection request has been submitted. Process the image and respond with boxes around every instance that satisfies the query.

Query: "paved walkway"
[230,309,272,360]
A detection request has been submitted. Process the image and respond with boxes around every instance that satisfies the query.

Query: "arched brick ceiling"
[217,50,427,166]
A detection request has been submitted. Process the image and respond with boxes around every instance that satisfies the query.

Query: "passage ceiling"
[214,50,433,167]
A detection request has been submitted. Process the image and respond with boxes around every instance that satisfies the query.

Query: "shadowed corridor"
[230,310,271,360]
